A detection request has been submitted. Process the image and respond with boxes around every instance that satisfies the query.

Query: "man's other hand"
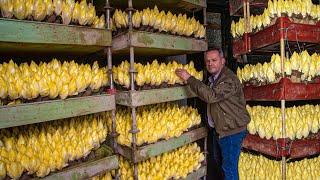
[175,69,191,81]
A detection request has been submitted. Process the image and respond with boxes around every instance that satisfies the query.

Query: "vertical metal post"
[105,1,119,179]
[105,0,114,89]
[130,107,138,180]
[280,37,286,180]
[203,4,208,180]
[130,47,135,91]
[281,100,286,180]
[128,0,135,91]
[127,1,138,180]
[280,38,285,78]
[203,6,207,41]
[106,0,110,30]
[111,109,119,180]
[105,0,113,88]
[243,1,247,33]
[246,1,250,33]
[107,48,114,89]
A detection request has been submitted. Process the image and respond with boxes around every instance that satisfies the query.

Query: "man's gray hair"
[206,48,224,58]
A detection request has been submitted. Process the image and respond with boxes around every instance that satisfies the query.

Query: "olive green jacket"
[187,66,250,138]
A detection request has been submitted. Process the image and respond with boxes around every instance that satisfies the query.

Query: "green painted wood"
[185,166,207,180]
[44,155,119,180]
[131,31,207,51]
[0,95,115,129]
[112,31,208,55]
[116,86,197,107]
[117,127,208,163]
[0,18,111,54]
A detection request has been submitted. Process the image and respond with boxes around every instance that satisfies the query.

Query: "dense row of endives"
[287,155,320,179]
[0,59,108,101]
[106,103,201,146]
[247,105,320,140]
[119,143,204,180]
[231,0,320,38]
[112,6,206,38]
[0,0,105,28]
[0,113,109,178]
[113,60,203,88]
[239,153,320,180]
[239,152,281,180]
[237,51,320,85]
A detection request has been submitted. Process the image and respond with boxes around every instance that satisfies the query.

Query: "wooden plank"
[117,127,208,163]
[131,31,207,52]
[44,155,119,180]
[112,31,208,55]
[0,95,115,128]
[0,18,111,55]
[185,166,207,180]
[115,86,196,106]
[182,0,206,8]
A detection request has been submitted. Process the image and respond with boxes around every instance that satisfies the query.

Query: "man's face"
[205,50,225,75]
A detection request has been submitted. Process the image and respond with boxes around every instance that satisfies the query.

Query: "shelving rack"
[0,0,119,179]
[230,0,320,179]
[110,0,208,179]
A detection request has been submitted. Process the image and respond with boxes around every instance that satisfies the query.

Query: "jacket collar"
[212,66,226,85]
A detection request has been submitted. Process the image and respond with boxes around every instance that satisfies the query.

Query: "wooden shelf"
[0,94,115,129]
[112,31,207,56]
[44,155,119,180]
[117,127,207,163]
[185,165,207,180]
[116,86,196,107]
[0,18,111,56]
[242,133,320,159]
[233,17,320,56]
[244,78,320,101]
[229,0,267,16]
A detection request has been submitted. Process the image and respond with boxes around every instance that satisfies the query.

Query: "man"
[176,49,250,180]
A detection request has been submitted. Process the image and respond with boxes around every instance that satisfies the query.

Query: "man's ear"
[222,57,226,65]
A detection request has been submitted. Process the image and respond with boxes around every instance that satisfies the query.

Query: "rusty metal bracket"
[129,69,137,73]
[129,129,140,134]
[110,131,120,138]
[125,7,136,12]
[106,88,117,95]
[276,138,290,157]
[104,4,114,10]
[287,139,294,156]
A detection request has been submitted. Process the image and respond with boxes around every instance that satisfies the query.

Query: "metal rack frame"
[0,0,119,179]
[111,0,209,179]
[231,1,320,180]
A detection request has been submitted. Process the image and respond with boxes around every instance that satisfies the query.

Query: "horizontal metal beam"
[44,155,119,180]
[0,95,115,128]
[117,127,208,163]
[116,86,197,106]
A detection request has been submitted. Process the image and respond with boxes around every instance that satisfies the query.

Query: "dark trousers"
[207,128,224,180]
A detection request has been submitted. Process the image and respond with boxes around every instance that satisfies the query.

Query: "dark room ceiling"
[207,0,228,12]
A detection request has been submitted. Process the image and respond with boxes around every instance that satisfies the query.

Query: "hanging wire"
[280,23,303,58]
[284,27,293,56]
